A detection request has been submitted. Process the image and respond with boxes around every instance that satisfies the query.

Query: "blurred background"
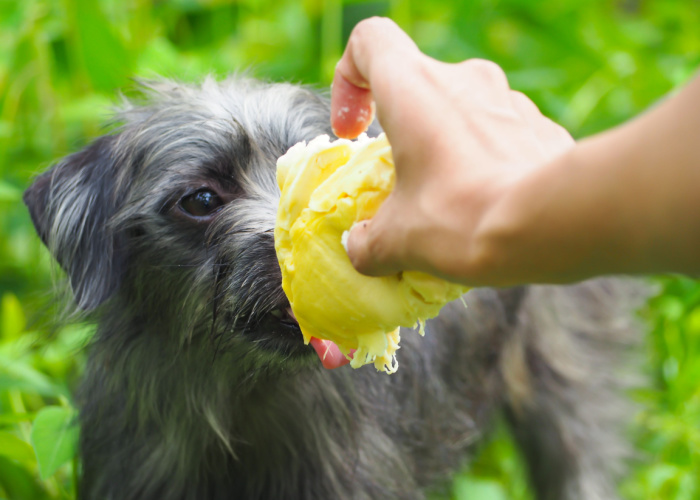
[1,0,699,499]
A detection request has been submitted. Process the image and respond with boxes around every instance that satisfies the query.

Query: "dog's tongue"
[309,337,353,370]
[287,308,352,369]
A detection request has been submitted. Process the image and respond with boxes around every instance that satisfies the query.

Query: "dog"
[24,77,646,500]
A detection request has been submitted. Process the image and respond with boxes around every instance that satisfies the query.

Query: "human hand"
[331,17,574,285]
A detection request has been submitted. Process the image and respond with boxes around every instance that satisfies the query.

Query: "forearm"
[475,74,700,285]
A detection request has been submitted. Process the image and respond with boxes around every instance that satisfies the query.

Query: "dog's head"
[24,77,343,363]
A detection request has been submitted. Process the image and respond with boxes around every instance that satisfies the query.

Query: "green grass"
[1,1,700,499]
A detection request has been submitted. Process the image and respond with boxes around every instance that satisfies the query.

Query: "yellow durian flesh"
[275,133,469,373]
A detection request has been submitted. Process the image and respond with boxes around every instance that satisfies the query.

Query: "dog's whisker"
[210,260,228,362]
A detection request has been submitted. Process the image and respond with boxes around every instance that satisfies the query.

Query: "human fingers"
[330,74,375,139]
[331,17,420,138]
[344,195,407,277]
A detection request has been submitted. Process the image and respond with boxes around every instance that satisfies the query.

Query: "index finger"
[331,17,420,138]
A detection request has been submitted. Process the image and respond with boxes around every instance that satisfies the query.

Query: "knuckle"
[365,226,390,267]
[510,90,530,105]
[347,221,377,273]
[464,58,509,87]
[353,17,395,40]
[348,247,368,273]
[364,219,405,275]
[510,90,541,116]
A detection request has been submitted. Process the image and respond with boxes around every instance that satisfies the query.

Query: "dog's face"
[24,78,338,365]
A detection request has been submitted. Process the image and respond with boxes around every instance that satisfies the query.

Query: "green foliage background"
[1,0,699,499]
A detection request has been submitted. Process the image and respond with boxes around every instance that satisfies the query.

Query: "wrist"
[468,138,646,286]
[465,146,601,287]
[455,166,529,287]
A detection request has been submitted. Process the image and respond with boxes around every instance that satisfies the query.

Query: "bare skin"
[332,17,700,287]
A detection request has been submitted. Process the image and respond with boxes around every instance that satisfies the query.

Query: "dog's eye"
[179,189,224,217]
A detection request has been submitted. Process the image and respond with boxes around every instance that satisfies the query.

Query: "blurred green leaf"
[1,293,26,341]
[73,0,132,92]
[453,477,509,500]
[0,181,21,202]
[0,456,49,500]
[30,406,79,480]
[0,413,35,426]
[0,431,36,464]
[0,354,66,397]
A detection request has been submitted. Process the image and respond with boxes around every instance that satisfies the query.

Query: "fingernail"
[341,229,351,253]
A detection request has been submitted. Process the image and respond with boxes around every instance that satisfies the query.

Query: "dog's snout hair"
[24,76,648,500]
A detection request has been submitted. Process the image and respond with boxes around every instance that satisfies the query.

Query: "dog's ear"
[24,135,126,311]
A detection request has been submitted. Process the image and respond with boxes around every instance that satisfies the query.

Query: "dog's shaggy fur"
[24,77,646,500]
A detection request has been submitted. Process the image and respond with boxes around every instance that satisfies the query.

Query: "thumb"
[344,215,403,277]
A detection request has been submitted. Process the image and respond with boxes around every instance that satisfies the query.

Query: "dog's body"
[24,77,644,500]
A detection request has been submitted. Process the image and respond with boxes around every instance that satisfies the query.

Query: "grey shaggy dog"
[24,77,646,500]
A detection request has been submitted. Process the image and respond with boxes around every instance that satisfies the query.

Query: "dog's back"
[23,77,646,500]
